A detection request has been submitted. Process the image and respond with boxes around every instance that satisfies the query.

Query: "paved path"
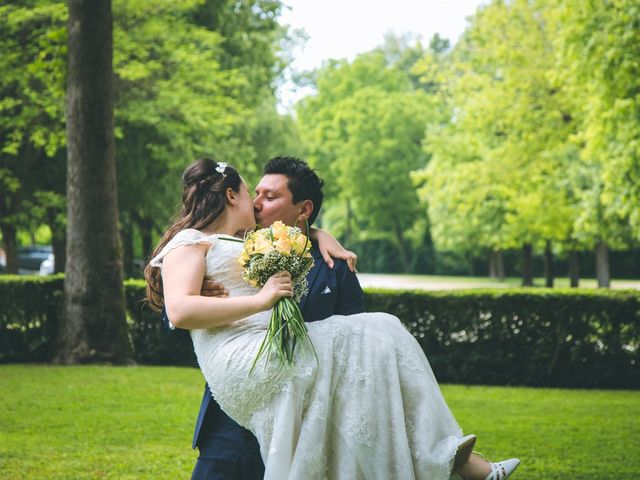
[356,273,640,291]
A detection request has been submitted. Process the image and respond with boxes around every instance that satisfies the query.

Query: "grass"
[1,365,639,479]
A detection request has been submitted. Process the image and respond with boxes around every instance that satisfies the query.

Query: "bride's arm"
[162,244,292,330]
[309,228,358,272]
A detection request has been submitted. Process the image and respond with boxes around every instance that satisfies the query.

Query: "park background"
[1,0,639,478]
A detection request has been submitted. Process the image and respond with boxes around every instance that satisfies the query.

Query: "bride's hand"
[310,228,358,272]
[257,271,293,309]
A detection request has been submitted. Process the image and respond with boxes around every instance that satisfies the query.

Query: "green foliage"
[548,0,640,241]
[2,276,638,388]
[3,0,640,280]
[0,2,67,158]
[111,0,292,242]
[0,0,296,266]
[297,49,437,271]
[0,3,67,245]
[293,0,638,275]
[0,274,63,362]
[366,287,640,388]
[413,0,639,268]
[124,279,197,366]
[418,0,579,256]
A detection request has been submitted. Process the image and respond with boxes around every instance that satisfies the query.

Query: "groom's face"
[254,174,303,228]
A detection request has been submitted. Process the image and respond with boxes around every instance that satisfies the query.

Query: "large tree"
[297,50,435,272]
[418,0,583,286]
[55,0,132,363]
[547,0,640,287]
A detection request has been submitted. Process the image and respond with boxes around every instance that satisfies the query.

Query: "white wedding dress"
[151,229,463,480]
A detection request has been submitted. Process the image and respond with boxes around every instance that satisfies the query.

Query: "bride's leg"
[455,453,492,479]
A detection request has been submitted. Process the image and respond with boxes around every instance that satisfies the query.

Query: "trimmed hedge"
[1,276,639,388]
[0,274,63,362]
[365,288,640,389]
[124,279,197,367]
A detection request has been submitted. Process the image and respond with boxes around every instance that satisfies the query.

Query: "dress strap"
[149,229,217,269]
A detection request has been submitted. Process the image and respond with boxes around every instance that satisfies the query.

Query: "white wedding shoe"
[450,456,520,480]
[482,458,520,479]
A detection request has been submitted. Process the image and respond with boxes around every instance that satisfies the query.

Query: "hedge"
[0,274,63,362]
[1,276,639,388]
[364,288,640,389]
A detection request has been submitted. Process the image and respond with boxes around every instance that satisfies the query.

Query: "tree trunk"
[521,243,534,287]
[121,222,134,279]
[488,250,497,278]
[345,198,353,246]
[131,211,153,261]
[134,214,154,261]
[488,249,505,280]
[595,240,611,288]
[568,249,580,288]
[51,230,66,274]
[46,211,66,274]
[543,240,554,288]
[1,224,18,274]
[56,0,132,364]
[393,221,411,273]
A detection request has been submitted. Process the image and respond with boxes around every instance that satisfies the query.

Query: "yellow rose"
[238,249,250,267]
[271,221,289,240]
[244,237,255,254]
[291,234,308,255]
[275,237,292,256]
[252,235,273,255]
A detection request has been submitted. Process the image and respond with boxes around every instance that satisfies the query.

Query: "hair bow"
[215,162,228,178]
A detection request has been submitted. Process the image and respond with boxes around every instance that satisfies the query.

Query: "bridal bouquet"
[238,221,317,373]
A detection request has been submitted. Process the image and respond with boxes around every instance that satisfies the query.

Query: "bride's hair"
[144,158,241,311]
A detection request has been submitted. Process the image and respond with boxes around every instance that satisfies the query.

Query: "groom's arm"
[334,259,365,315]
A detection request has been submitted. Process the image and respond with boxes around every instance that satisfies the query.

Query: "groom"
[166,156,365,480]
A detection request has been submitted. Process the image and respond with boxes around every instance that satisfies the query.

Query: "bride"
[145,159,520,480]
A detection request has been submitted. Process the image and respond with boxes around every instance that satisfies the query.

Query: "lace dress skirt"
[192,311,462,480]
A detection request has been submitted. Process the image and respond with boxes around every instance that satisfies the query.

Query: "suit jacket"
[162,242,365,449]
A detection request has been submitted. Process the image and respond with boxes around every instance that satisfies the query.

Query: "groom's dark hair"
[264,156,324,225]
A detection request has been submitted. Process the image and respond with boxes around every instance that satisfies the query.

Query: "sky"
[277,0,488,111]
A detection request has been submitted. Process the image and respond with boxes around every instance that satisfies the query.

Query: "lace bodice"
[150,228,256,294]
[149,229,261,327]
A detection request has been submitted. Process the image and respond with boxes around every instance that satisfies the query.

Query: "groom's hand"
[201,279,229,298]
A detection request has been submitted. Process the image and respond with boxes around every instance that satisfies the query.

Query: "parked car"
[39,253,55,275]
[18,245,53,274]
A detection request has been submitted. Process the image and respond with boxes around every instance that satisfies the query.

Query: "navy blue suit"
[165,243,364,480]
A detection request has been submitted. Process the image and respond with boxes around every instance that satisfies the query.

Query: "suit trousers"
[191,408,264,480]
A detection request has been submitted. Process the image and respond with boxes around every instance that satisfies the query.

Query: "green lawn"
[1,365,638,479]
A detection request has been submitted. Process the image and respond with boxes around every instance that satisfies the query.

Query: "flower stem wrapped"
[236,221,317,373]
